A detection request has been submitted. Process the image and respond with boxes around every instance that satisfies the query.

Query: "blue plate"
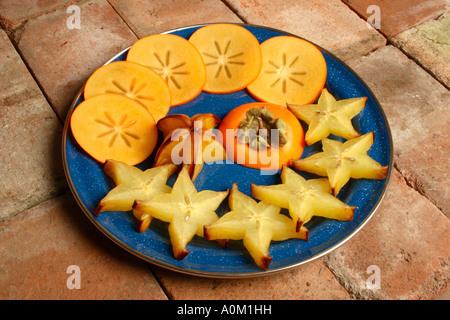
[62,24,393,278]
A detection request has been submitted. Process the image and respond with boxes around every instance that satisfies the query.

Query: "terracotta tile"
[0,29,66,220]
[323,170,450,299]
[0,192,167,300]
[12,0,138,121]
[0,0,86,28]
[109,0,242,37]
[346,45,450,217]
[152,260,350,300]
[342,0,449,37]
[391,12,450,88]
[224,0,386,61]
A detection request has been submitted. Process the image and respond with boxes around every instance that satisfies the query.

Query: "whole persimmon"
[218,102,305,171]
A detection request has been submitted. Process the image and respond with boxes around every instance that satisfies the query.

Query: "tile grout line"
[220,0,248,23]
[338,0,389,40]
[0,24,70,218]
[0,25,64,125]
[0,0,144,221]
[388,11,450,91]
[145,264,174,300]
[323,164,449,299]
[321,256,373,300]
[0,0,93,32]
[338,1,449,90]
[0,0,118,126]
[388,39,450,91]
[0,15,70,218]
[393,161,448,220]
[106,0,140,39]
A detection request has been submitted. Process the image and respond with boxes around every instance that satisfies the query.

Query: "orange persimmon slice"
[126,34,206,106]
[247,36,327,106]
[70,93,158,165]
[189,23,262,94]
[84,61,171,122]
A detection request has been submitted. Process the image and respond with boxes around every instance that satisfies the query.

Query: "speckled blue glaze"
[62,24,393,278]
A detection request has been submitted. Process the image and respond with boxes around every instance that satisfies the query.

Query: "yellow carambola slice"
[293,132,388,196]
[204,183,308,270]
[95,160,178,218]
[288,89,367,146]
[251,166,355,231]
[133,165,229,260]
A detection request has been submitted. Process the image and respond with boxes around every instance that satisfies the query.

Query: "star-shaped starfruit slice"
[132,165,229,260]
[204,183,308,270]
[251,166,355,231]
[94,160,178,219]
[287,88,367,146]
[292,132,388,196]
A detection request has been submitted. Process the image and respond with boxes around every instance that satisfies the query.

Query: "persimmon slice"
[247,36,327,106]
[126,34,206,106]
[84,61,171,122]
[189,24,262,94]
[70,93,158,165]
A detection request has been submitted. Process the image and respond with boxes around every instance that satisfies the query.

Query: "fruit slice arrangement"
[71,24,328,168]
[69,23,389,270]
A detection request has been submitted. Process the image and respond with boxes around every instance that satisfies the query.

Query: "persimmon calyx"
[236,106,288,150]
